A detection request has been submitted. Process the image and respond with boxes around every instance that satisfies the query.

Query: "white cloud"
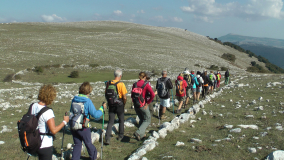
[113,10,123,16]
[171,17,183,22]
[194,15,213,23]
[137,10,145,14]
[41,14,66,22]
[181,0,284,22]
[151,15,168,22]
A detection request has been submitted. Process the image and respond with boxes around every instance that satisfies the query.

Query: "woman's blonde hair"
[38,84,57,105]
[79,82,93,95]
[139,72,146,80]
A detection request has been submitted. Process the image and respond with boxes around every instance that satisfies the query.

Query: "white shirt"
[31,103,55,149]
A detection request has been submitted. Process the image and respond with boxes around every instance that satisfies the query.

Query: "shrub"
[221,53,236,62]
[89,64,99,68]
[14,75,21,80]
[34,66,44,74]
[69,71,79,78]
[194,64,201,67]
[247,64,267,73]
[208,65,219,70]
[3,74,14,82]
[220,67,228,71]
[51,64,61,68]
[251,61,256,66]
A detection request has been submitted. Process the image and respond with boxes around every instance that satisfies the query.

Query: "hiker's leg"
[185,89,190,104]
[37,146,53,160]
[71,130,83,160]
[105,111,115,141]
[178,100,183,110]
[136,106,151,138]
[117,104,125,139]
[80,128,97,160]
[135,107,143,127]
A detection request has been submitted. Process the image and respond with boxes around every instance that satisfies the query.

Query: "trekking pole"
[61,112,68,160]
[101,102,105,160]
[171,89,174,116]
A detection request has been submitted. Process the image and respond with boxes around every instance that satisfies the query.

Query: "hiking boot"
[160,115,167,120]
[177,109,181,114]
[104,138,110,145]
[133,132,141,141]
[117,136,124,141]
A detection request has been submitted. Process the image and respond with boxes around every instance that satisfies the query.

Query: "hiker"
[145,72,157,116]
[196,71,204,102]
[183,70,191,105]
[132,72,155,141]
[175,74,187,113]
[31,85,69,160]
[202,71,210,99]
[70,82,106,160]
[105,69,127,144]
[225,69,230,85]
[190,71,199,104]
[156,70,173,120]
[216,71,221,88]
[208,71,216,94]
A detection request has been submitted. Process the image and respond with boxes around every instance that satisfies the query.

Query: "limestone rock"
[258,106,264,111]
[190,138,202,143]
[266,150,284,160]
[246,115,254,118]
[238,125,258,130]
[224,124,233,129]
[158,128,167,139]
[0,141,4,145]
[275,126,283,131]
[248,147,257,153]
[230,128,242,133]
[152,131,159,139]
[175,141,185,146]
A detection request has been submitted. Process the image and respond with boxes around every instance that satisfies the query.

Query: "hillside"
[0,21,262,80]
[218,33,284,49]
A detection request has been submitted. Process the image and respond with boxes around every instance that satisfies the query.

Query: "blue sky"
[1,0,284,39]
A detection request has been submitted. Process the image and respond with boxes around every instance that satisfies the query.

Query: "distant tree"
[251,61,256,66]
[69,71,79,78]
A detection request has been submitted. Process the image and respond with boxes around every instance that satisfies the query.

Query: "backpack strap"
[27,103,35,114]
[36,107,51,120]
[141,81,148,89]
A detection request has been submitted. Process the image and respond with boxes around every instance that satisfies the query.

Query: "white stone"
[275,123,281,126]
[246,115,254,118]
[170,117,180,129]
[0,141,4,145]
[158,128,167,139]
[275,126,283,131]
[52,155,58,160]
[253,136,259,140]
[218,114,223,117]
[197,117,201,120]
[224,124,233,129]
[190,138,202,143]
[67,143,73,150]
[260,132,268,137]
[221,105,225,108]
[259,97,263,101]
[175,141,185,146]
[258,106,264,110]
[238,125,258,130]
[141,157,148,160]
[202,110,207,115]
[230,128,242,133]
[266,127,272,130]
[258,147,262,150]
[152,131,159,139]
[266,150,284,160]
[248,147,257,153]
[215,139,222,142]
[124,122,135,127]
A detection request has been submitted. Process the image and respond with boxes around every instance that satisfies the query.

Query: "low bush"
[221,53,236,62]
[194,64,201,67]
[14,75,21,80]
[3,74,14,82]
[251,61,256,66]
[247,64,267,73]
[208,65,219,70]
[220,67,228,71]
[69,71,79,78]
[34,66,44,74]
[89,64,99,68]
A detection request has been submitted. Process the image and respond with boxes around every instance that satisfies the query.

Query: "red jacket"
[131,80,155,104]
[175,76,187,97]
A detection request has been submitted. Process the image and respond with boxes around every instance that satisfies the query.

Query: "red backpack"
[131,82,147,108]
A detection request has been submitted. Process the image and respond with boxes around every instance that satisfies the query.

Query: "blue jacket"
[70,95,103,119]
[191,74,199,89]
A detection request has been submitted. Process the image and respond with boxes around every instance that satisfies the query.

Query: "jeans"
[105,104,124,140]
[71,128,97,160]
[134,106,151,138]
[202,86,209,98]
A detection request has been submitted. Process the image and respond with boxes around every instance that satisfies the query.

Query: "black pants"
[105,104,124,140]
[202,86,209,98]
[37,146,53,160]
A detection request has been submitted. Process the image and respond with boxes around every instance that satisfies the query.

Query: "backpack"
[217,74,220,80]
[157,78,169,98]
[131,82,147,108]
[17,103,52,155]
[190,74,195,86]
[176,80,184,95]
[225,71,229,77]
[197,77,202,88]
[69,102,86,130]
[209,74,214,81]
[183,74,191,89]
[105,81,122,107]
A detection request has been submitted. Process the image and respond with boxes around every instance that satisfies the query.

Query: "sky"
[1,0,284,39]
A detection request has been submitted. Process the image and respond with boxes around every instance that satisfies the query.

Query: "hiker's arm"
[88,101,103,119]
[47,116,69,135]
[122,94,127,105]
[147,86,155,104]
[168,79,173,89]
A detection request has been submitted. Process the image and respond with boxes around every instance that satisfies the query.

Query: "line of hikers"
[18,68,230,160]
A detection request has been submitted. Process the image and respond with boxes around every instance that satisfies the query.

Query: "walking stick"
[101,103,105,160]
[171,89,174,116]
[61,112,68,160]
